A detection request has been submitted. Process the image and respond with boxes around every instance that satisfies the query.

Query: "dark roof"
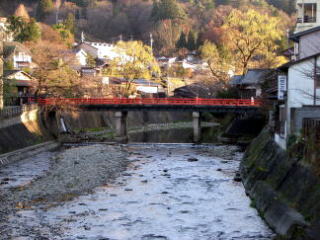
[290,26,320,42]
[241,69,270,85]
[132,79,160,86]
[3,41,31,59]
[229,75,243,85]
[95,58,109,67]
[174,83,215,98]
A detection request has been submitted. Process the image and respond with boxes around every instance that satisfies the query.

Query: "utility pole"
[55,0,61,24]
[150,33,154,52]
[81,31,85,43]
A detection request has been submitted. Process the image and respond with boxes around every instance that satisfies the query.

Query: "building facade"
[295,0,320,33]
[275,27,320,149]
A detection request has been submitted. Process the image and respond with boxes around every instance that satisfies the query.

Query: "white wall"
[286,56,320,136]
[13,53,32,68]
[80,42,130,63]
[76,50,87,66]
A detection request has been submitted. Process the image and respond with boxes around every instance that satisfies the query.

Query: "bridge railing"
[34,98,261,107]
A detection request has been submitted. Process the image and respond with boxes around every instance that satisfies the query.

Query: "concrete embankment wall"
[0,107,192,154]
[0,108,54,154]
[241,128,320,240]
[60,110,192,132]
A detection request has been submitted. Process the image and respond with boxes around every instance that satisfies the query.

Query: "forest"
[0,0,296,76]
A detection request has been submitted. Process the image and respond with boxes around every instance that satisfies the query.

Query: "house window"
[303,3,317,23]
[316,74,320,88]
[315,66,320,88]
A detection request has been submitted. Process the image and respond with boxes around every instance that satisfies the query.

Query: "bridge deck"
[36,98,261,113]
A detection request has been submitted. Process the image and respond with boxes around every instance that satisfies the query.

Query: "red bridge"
[36,98,261,143]
[36,98,261,113]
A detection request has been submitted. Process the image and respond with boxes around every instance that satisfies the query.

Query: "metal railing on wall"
[0,104,38,120]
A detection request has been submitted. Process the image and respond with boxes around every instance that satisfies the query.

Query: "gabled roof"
[229,75,243,85]
[132,79,160,86]
[4,70,34,79]
[76,42,98,53]
[3,70,35,87]
[173,83,213,98]
[3,41,31,59]
[241,69,270,85]
[290,26,320,42]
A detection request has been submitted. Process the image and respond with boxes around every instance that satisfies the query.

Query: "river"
[0,128,274,240]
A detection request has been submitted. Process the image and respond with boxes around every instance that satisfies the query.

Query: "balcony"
[297,16,317,23]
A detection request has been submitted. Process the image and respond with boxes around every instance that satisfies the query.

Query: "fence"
[0,104,38,120]
[303,118,320,139]
[302,118,320,169]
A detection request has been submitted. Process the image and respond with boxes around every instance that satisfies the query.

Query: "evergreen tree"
[17,18,41,42]
[215,0,231,6]
[187,31,197,51]
[36,0,54,21]
[176,32,187,49]
[288,0,296,14]
[7,16,41,42]
[67,0,96,7]
[266,0,296,14]
[151,0,186,22]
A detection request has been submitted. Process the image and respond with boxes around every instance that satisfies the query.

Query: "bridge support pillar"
[193,111,201,143]
[115,111,128,143]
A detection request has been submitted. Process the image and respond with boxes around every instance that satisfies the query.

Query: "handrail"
[34,98,261,107]
[0,104,38,119]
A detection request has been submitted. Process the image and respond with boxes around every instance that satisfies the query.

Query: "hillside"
[0,0,296,20]
[0,0,295,73]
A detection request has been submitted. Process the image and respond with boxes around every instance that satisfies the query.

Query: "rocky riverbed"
[0,143,274,239]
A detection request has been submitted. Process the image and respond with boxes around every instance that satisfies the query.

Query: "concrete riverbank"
[241,128,320,240]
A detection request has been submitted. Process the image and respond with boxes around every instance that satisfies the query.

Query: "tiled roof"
[241,69,270,85]
[3,41,31,59]
[132,79,160,86]
[229,75,243,85]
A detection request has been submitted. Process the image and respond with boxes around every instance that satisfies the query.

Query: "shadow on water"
[128,126,220,143]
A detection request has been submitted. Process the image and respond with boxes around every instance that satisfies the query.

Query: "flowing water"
[0,127,274,240]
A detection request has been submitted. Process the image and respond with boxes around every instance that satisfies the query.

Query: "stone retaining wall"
[241,128,320,240]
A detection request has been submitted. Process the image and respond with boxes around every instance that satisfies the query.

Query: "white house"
[295,0,320,33]
[75,48,88,66]
[275,26,320,149]
[4,42,33,70]
[4,70,36,95]
[75,41,129,66]
[229,69,270,99]
[291,26,320,60]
